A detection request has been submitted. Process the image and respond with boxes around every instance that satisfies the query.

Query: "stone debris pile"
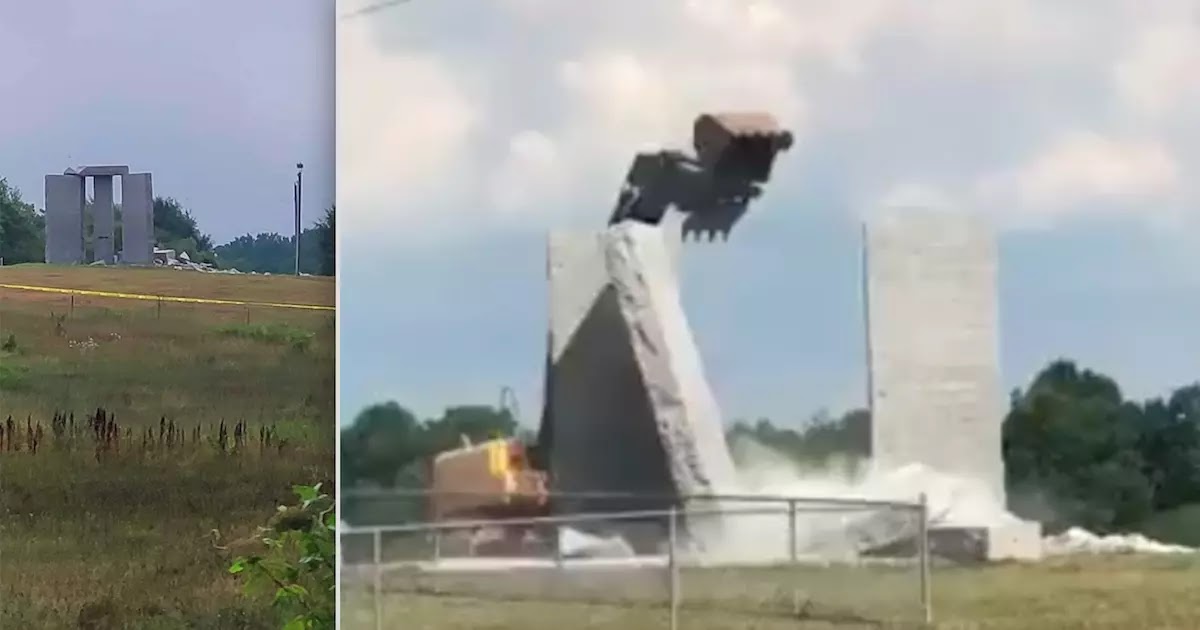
[147,248,310,276]
[1043,527,1194,556]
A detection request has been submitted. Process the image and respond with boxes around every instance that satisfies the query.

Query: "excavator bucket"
[693,112,794,183]
[676,112,793,239]
[606,111,793,237]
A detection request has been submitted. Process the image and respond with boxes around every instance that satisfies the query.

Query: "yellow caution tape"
[0,283,335,312]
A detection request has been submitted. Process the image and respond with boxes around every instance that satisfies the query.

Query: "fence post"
[70,293,75,317]
[668,507,679,630]
[156,297,162,319]
[374,528,383,630]
[553,525,564,569]
[787,499,797,563]
[918,493,931,625]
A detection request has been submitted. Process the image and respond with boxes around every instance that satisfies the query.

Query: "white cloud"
[995,131,1177,212]
[549,48,807,195]
[874,183,958,216]
[1115,21,1200,123]
[336,18,480,237]
[488,129,563,215]
[338,0,1200,245]
[678,0,892,74]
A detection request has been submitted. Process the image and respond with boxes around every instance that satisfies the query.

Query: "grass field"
[0,264,335,629]
[341,555,1200,629]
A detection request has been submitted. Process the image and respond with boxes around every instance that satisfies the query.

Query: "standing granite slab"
[863,210,1007,505]
[121,173,154,264]
[92,175,116,263]
[44,175,85,264]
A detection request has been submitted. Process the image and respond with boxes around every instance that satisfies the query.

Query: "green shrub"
[229,484,335,630]
[0,361,29,390]
[1138,504,1200,547]
[216,323,315,352]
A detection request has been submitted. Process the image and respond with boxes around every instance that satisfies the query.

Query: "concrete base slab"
[929,520,1043,562]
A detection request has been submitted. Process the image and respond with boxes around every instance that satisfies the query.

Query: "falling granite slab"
[603,222,738,498]
[540,222,737,551]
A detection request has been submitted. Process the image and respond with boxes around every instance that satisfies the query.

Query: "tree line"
[0,177,335,276]
[341,359,1200,544]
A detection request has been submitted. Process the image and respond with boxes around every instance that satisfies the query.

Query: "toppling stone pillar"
[540,222,736,550]
[44,175,86,264]
[605,223,737,497]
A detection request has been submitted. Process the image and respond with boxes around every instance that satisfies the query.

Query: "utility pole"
[294,162,303,275]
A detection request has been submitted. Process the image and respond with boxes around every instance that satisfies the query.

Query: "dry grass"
[0,263,333,306]
[0,265,334,629]
[340,555,1200,630]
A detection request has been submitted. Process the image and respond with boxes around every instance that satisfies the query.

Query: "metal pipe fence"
[342,486,921,510]
[339,492,932,629]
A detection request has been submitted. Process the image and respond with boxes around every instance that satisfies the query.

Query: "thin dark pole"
[293,182,299,275]
[294,163,304,276]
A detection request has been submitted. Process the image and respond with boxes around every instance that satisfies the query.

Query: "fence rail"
[340,491,932,629]
[342,487,922,511]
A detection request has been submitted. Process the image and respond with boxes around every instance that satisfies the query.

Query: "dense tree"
[0,179,44,264]
[1137,385,1200,510]
[314,206,335,276]
[213,218,332,276]
[338,359,1200,542]
[340,402,518,491]
[153,197,218,264]
[340,402,425,489]
[727,407,869,468]
[340,402,519,526]
[1003,360,1154,531]
[154,197,214,251]
[216,232,299,274]
[0,172,336,273]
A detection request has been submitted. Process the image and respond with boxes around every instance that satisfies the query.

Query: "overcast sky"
[338,0,1200,427]
[0,1,334,244]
